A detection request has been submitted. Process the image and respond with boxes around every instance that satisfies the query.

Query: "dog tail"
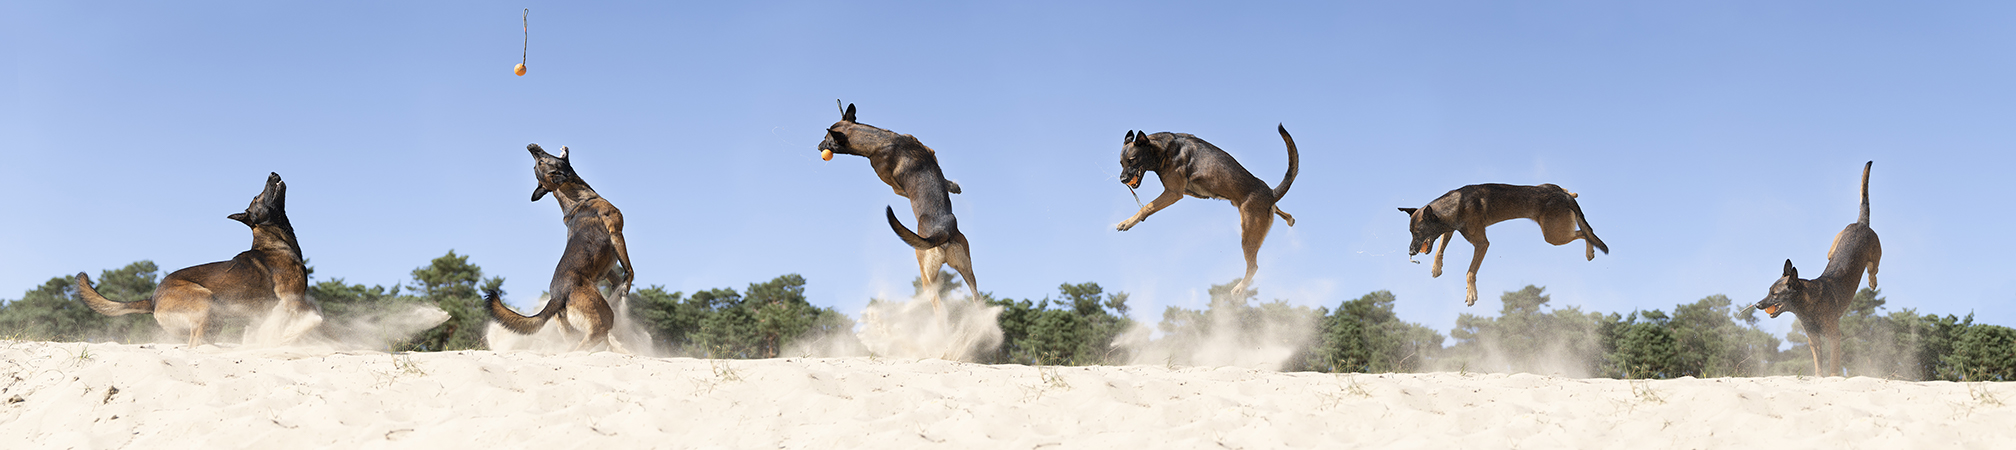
[1569,199,1610,255]
[1858,161,1872,226]
[1271,124,1299,200]
[75,272,154,316]
[887,206,953,249]
[486,287,560,335]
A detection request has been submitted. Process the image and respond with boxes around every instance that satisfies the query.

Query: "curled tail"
[75,273,154,316]
[486,287,562,335]
[1272,124,1299,200]
[1569,200,1610,255]
[887,206,953,249]
[1858,161,1872,226]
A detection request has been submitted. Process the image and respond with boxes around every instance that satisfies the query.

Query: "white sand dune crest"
[3,341,2013,448]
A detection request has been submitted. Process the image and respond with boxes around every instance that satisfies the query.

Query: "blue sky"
[7,1,2014,340]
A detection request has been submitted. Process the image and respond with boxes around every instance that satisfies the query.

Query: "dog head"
[1118,130,1163,189]
[227,172,289,229]
[1754,259,1807,318]
[526,143,582,201]
[818,101,863,159]
[1397,206,1451,256]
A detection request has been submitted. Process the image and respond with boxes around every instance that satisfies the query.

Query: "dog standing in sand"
[817,101,976,309]
[1115,125,1299,295]
[1754,161,1882,377]
[486,144,636,353]
[1398,183,1609,306]
[76,172,323,347]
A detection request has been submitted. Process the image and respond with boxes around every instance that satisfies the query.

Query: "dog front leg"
[1430,232,1453,278]
[1463,231,1489,306]
[1117,188,1185,231]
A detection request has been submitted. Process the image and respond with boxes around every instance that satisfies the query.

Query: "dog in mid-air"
[75,172,323,347]
[1754,161,1881,377]
[486,144,636,353]
[817,101,975,309]
[1115,125,1300,295]
[1398,183,1608,306]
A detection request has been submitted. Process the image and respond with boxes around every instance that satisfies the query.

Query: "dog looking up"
[1754,161,1882,377]
[1398,183,1608,306]
[486,144,635,353]
[1115,125,1299,296]
[76,172,323,347]
[817,101,976,310]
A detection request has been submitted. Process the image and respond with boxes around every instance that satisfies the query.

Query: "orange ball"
[514,63,527,76]
[820,149,834,161]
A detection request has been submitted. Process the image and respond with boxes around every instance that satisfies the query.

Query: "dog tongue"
[820,149,834,161]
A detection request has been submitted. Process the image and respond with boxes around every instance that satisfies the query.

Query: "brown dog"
[1755,161,1881,377]
[1399,183,1608,306]
[1116,125,1299,295]
[486,144,635,353]
[75,173,323,347]
[817,102,976,309]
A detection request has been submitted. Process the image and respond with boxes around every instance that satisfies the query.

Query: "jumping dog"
[76,173,323,347]
[1754,161,1881,377]
[817,101,976,309]
[486,144,636,353]
[1398,183,1608,306]
[1115,125,1299,295]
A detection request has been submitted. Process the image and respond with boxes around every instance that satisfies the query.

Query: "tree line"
[4,252,2010,381]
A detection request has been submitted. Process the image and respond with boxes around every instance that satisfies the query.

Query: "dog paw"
[1431,269,1442,278]
[1115,220,1136,231]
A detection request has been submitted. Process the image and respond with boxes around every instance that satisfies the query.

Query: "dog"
[486,144,636,353]
[1116,125,1299,295]
[1754,161,1881,377]
[75,172,323,347]
[1398,183,1608,306]
[817,101,976,309]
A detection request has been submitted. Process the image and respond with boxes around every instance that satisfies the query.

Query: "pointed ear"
[531,186,550,202]
[1782,259,1798,278]
[556,146,569,159]
[827,129,848,147]
[842,103,857,122]
[1125,130,1135,144]
[1398,207,1418,215]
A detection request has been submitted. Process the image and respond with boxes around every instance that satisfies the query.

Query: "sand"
[2,341,2011,449]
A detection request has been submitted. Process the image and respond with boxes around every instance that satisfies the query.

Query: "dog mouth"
[1124,175,1142,188]
[1757,302,1785,318]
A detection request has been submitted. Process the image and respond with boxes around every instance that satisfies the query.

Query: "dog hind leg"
[916,248,948,311]
[1866,246,1882,290]
[946,234,978,302]
[1273,206,1295,227]
[1232,200,1276,295]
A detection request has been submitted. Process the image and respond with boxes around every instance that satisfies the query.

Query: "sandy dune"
[2,341,2011,449]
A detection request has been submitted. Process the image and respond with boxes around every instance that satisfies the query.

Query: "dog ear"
[1782,259,1798,279]
[1131,131,1154,148]
[1125,130,1136,144]
[556,146,569,160]
[531,186,550,202]
[1397,207,1418,215]
[842,103,857,122]
[826,129,849,148]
